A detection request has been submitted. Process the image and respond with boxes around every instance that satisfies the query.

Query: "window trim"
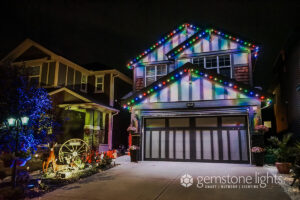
[80,74,87,92]
[192,54,232,78]
[28,65,42,87]
[95,75,104,93]
[145,64,167,87]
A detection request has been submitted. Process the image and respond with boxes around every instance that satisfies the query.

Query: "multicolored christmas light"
[126,24,260,70]
[123,63,271,109]
[167,28,259,59]
[126,23,200,69]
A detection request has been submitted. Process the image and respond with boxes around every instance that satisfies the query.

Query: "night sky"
[0,0,299,89]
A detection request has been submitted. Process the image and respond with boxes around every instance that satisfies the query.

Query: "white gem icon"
[180,174,193,188]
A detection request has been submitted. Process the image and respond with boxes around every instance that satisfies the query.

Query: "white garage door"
[144,116,249,163]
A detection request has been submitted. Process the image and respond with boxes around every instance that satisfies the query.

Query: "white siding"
[233,53,249,65]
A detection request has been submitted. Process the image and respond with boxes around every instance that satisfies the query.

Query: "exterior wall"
[139,74,249,104]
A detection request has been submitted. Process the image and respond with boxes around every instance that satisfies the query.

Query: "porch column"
[108,112,113,150]
[93,111,101,148]
[84,109,93,146]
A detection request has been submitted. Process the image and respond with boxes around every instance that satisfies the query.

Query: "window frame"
[27,65,41,87]
[80,74,87,92]
[145,64,167,87]
[95,75,104,93]
[192,54,232,78]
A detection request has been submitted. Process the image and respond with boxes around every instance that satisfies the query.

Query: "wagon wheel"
[58,138,89,164]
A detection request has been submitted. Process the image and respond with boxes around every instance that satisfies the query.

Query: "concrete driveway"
[38,156,290,200]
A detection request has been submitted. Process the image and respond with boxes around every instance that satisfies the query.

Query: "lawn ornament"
[58,138,89,168]
[42,143,57,173]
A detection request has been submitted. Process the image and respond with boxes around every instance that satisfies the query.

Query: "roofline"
[127,24,260,69]
[123,62,271,108]
[48,87,91,102]
[48,87,119,112]
[91,69,132,85]
[1,38,90,74]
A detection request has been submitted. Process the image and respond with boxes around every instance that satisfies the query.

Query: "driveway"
[38,156,290,200]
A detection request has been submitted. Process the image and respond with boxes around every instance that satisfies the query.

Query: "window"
[95,75,104,93]
[192,54,232,78]
[28,66,40,86]
[81,74,87,92]
[145,65,167,86]
[205,56,217,68]
[192,57,204,67]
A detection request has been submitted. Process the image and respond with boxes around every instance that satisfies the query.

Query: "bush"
[268,133,296,163]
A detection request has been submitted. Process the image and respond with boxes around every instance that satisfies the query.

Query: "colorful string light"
[127,24,260,70]
[167,28,259,59]
[123,63,270,109]
[126,23,200,69]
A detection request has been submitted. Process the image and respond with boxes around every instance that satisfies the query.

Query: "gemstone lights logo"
[180,174,193,188]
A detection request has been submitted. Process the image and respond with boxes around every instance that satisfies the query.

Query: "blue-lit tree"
[0,63,54,187]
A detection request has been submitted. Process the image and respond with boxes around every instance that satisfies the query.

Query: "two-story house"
[1,39,132,151]
[123,23,271,163]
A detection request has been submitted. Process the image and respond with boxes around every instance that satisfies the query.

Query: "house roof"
[123,63,271,109]
[127,23,260,69]
[48,87,119,113]
[166,28,259,60]
[1,38,132,83]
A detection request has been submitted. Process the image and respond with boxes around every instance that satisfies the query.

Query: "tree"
[0,63,54,187]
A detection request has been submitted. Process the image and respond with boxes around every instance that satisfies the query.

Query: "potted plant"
[268,133,294,174]
[129,145,139,162]
[255,125,269,134]
[264,147,277,165]
[251,147,265,166]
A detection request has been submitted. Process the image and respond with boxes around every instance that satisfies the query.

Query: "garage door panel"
[196,130,201,160]
[145,131,151,159]
[240,130,248,161]
[151,131,160,158]
[169,131,174,159]
[222,130,229,160]
[161,131,166,159]
[212,130,219,160]
[202,130,212,160]
[175,130,184,159]
[185,130,190,159]
[229,130,240,160]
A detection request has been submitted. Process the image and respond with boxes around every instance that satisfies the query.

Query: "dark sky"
[0,0,299,89]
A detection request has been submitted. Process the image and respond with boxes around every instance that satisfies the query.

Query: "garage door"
[144,116,249,163]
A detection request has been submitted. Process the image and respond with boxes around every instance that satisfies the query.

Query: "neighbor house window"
[81,74,87,92]
[192,54,232,78]
[145,65,167,86]
[28,65,41,86]
[95,75,104,93]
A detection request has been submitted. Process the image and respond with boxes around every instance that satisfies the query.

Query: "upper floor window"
[28,65,41,86]
[192,54,232,78]
[145,65,167,86]
[81,74,87,92]
[95,75,104,93]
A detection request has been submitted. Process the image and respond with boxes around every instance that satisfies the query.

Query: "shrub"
[268,133,295,162]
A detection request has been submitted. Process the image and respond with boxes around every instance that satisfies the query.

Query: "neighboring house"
[1,39,132,151]
[123,23,271,163]
[272,28,300,137]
